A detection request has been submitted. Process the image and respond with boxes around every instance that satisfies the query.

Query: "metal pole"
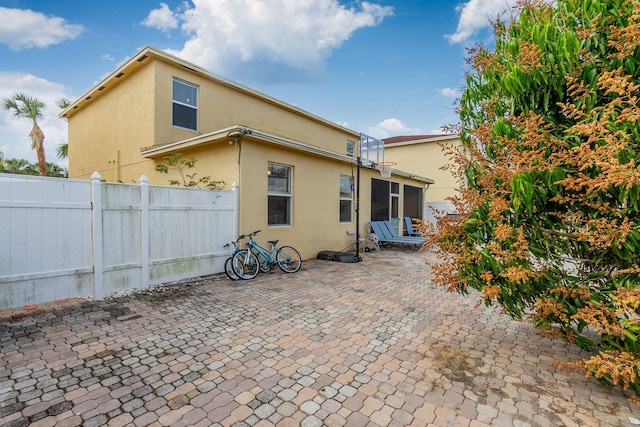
[355,156,362,262]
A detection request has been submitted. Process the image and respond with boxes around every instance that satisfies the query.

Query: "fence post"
[140,175,150,290]
[91,172,104,300]
[232,182,239,238]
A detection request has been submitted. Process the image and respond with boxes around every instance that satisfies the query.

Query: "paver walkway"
[1,248,638,426]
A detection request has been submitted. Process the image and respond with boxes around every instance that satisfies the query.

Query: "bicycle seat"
[268,240,279,245]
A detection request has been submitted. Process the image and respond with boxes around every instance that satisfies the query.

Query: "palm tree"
[3,93,47,176]
[55,143,68,160]
[55,97,70,160]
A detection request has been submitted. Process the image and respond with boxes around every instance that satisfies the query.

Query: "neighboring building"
[61,46,434,259]
[383,134,463,221]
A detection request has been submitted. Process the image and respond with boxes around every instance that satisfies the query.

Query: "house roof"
[383,134,461,146]
[60,46,435,185]
[59,46,358,138]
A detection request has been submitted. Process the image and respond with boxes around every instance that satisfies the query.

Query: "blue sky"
[0,0,515,167]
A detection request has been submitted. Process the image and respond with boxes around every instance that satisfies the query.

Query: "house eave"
[384,134,460,148]
[140,126,239,157]
[140,125,435,185]
[140,125,357,163]
[389,170,435,185]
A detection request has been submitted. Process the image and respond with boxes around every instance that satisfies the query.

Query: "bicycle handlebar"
[224,235,248,248]
[248,230,261,237]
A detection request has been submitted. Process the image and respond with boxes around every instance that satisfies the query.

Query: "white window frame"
[267,162,293,226]
[339,175,354,223]
[172,78,198,131]
[390,181,400,221]
[346,140,355,157]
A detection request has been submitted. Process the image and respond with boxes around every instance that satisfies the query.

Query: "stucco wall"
[153,60,355,156]
[68,64,156,182]
[236,141,362,259]
[150,143,239,190]
[234,140,426,258]
[69,55,359,185]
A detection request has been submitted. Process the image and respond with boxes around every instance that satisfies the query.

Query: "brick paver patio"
[1,248,638,426]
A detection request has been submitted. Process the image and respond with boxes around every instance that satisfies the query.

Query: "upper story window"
[172,78,198,131]
[268,162,292,226]
[346,140,355,157]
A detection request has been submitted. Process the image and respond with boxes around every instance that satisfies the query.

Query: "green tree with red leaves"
[434,0,640,400]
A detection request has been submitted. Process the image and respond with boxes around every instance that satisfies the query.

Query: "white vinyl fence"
[0,172,238,310]
[424,202,457,225]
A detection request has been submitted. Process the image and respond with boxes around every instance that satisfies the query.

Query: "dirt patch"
[431,344,475,382]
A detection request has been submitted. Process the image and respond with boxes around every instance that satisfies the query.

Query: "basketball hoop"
[373,162,396,178]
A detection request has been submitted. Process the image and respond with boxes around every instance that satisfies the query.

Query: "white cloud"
[0,7,84,50]
[439,87,460,98]
[142,3,179,33]
[0,72,71,167]
[367,118,421,139]
[159,0,393,83]
[446,0,517,44]
[101,54,115,62]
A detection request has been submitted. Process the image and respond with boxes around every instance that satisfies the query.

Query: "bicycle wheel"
[224,256,239,280]
[232,250,260,279]
[276,246,302,273]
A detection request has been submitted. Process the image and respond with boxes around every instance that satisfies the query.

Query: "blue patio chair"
[368,221,427,249]
[381,221,427,243]
[404,217,423,237]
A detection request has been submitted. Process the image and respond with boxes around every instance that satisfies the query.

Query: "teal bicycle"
[231,230,302,280]
[223,235,246,280]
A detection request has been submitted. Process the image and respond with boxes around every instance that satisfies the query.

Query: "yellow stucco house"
[61,46,434,259]
[383,134,463,222]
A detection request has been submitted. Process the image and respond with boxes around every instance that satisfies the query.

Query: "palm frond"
[56,143,68,159]
[3,92,44,121]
